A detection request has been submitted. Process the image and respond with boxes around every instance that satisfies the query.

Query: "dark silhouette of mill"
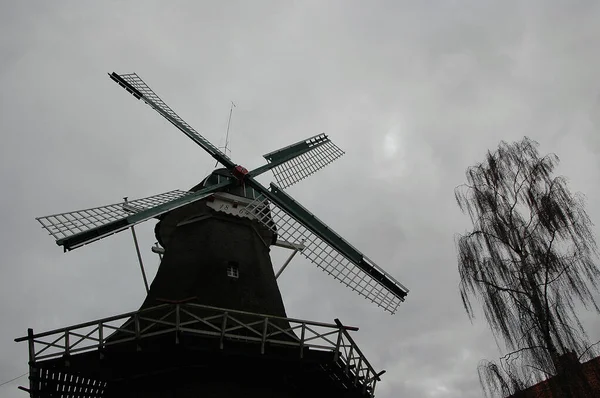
[16,73,409,398]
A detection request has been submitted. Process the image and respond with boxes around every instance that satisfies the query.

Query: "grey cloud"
[1,1,599,397]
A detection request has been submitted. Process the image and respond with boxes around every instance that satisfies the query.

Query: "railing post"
[98,322,104,348]
[134,313,141,351]
[64,330,70,356]
[354,357,362,386]
[219,312,228,350]
[98,322,104,359]
[175,304,180,344]
[299,323,306,359]
[345,345,353,375]
[27,328,35,398]
[64,330,71,368]
[27,328,35,362]
[260,318,268,354]
[334,328,343,362]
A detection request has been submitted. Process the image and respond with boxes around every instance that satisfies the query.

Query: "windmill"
[16,72,409,398]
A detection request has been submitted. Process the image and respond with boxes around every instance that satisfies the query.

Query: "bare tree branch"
[578,339,600,361]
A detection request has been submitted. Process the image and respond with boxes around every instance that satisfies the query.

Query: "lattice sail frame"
[110,73,235,169]
[245,194,405,314]
[263,134,345,189]
[37,190,190,242]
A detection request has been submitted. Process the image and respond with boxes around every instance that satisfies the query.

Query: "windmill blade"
[109,72,236,170]
[249,134,345,189]
[37,181,232,251]
[244,180,408,314]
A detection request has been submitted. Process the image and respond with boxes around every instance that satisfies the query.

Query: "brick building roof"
[508,353,600,397]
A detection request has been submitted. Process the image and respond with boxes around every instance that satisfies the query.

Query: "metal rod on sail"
[215,101,236,167]
[130,226,149,293]
[275,239,305,279]
[124,197,150,293]
[275,249,299,279]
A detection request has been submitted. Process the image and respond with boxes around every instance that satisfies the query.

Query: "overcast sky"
[1,1,599,397]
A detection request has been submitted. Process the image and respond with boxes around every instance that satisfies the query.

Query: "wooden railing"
[16,303,384,396]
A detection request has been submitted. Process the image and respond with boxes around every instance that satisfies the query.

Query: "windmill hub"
[233,165,249,181]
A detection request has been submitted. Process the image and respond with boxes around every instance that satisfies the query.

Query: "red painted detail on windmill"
[233,165,249,181]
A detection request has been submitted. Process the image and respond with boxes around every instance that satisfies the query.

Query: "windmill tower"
[16,73,409,398]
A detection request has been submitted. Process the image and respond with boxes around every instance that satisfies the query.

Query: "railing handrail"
[15,304,169,342]
[15,302,358,342]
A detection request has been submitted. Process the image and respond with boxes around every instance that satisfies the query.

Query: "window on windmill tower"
[227,262,239,278]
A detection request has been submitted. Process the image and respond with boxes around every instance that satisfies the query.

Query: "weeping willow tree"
[455,137,600,397]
